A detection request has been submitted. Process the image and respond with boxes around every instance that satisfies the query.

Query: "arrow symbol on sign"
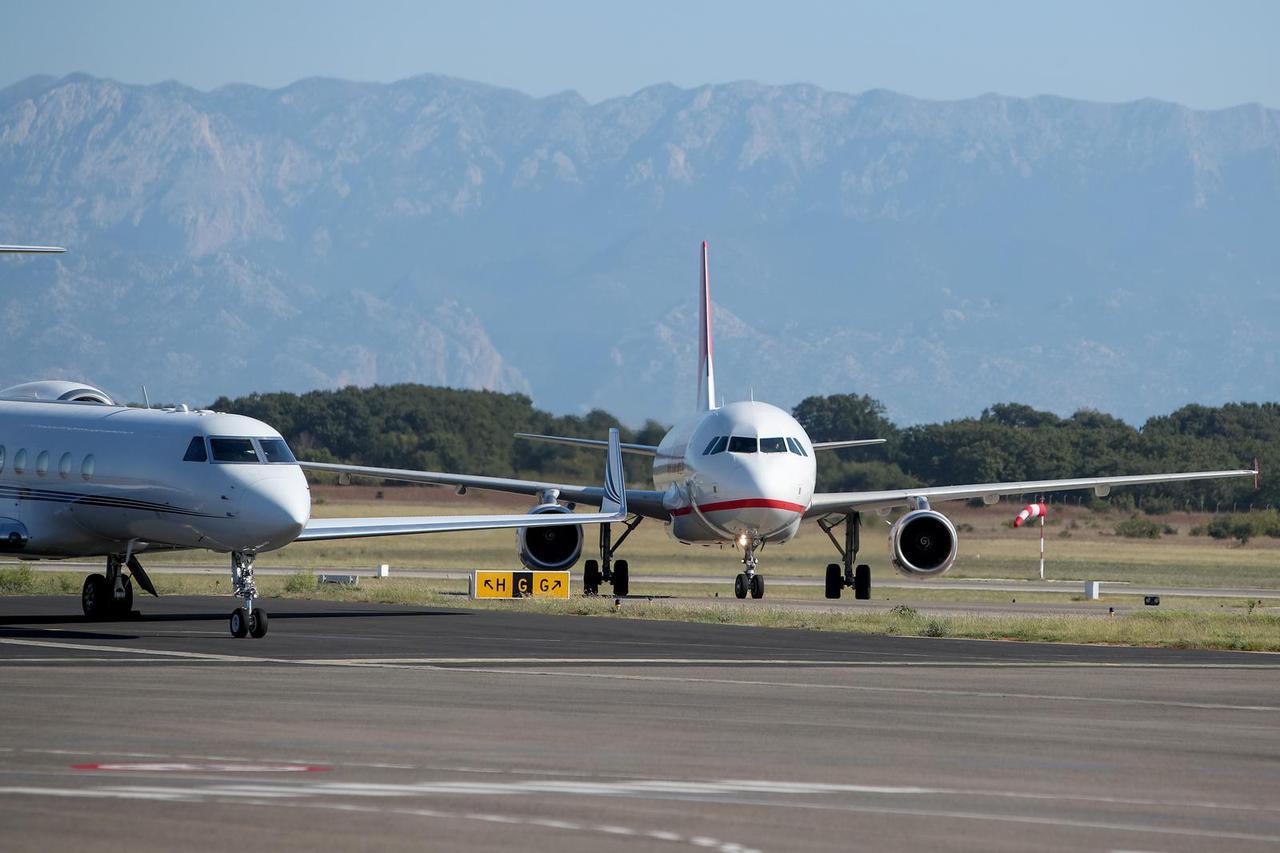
[483,579,494,590]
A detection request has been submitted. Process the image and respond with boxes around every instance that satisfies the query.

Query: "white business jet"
[304,242,1257,600]
[0,380,626,637]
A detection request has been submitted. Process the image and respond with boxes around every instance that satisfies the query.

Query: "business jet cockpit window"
[183,436,208,462]
[760,437,787,453]
[727,436,758,454]
[257,438,297,464]
[209,438,260,464]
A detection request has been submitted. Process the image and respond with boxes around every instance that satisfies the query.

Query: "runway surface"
[2,595,1279,851]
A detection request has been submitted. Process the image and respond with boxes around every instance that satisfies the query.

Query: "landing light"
[737,533,749,548]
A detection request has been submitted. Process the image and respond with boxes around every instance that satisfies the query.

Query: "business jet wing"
[805,467,1258,517]
[295,429,633,541]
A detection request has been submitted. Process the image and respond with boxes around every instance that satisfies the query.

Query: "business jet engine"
[889,509,958,576]
[517,503,583,570]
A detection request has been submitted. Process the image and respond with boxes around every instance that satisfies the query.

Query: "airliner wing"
[295,429,632,541]
[0,245,66,253]
[806,467,1258,517]
[514,432,658,456]
[811,439,887,451]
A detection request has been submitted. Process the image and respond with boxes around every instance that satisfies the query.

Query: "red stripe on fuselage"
[670,498,807,517]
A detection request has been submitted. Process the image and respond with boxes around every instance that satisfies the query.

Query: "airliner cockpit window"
[209,438,260,463]
[727,436,758,453]
[786,437,808,457]
[702,437,720,455]
[710,435,729,454]
[258,438,297,464]
[760,437,787,453]
[183,437,208,463]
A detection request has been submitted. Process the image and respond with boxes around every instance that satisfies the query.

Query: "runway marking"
[2,777,1277,846]
[73,762,332,773]
[0,786,760,853]
[448,666,1280,713]
[5,638,1277,671]
[0,637,276,663]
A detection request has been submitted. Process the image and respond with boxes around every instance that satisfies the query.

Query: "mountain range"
[1,72,1277,425]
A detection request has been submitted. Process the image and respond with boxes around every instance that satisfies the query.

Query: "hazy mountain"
[1,73,1277,424]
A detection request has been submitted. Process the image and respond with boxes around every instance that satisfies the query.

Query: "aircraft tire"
[81,574,108,618]
[249,608,269,639]
[612,560,629,597]
[854,564,871,600]
[583,559,600,595]
[229,608,249,639]
[749,574,764,599]
[734,573,748,599]
[824,563,842,599]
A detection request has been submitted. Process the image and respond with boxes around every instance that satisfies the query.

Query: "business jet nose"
[241,475,310,549]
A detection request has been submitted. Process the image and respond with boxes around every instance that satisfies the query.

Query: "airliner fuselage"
[654,401,815,546]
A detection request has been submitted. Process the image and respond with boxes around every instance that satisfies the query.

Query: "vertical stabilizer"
[697,241,717,411]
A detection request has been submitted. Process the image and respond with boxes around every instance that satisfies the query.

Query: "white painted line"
[0,637,274,663]
[449,666,1280,713]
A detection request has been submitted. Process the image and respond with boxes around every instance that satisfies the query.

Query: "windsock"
[1013,503,1047,528]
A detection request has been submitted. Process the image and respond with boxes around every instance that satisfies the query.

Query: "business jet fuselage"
[0,396,310,560]
[0,380,628,637]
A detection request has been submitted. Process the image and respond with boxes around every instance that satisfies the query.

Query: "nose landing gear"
[734,538,765,599]
[229,551,268,638]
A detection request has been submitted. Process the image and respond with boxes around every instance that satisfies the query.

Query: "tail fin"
[697,241,717,411]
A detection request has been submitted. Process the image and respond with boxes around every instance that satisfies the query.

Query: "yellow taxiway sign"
[471,570,571,600]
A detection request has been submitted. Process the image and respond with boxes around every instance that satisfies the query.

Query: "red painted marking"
[73,762,332,773]
[670,498,806,517]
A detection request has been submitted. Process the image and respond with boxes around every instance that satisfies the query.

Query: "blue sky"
[3,0,1276,107]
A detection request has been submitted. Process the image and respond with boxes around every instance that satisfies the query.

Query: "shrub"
[1162,524,1178,536]
[0,565,35,594]
[1230,520,1254,545]
[889,604,919,618]
[1114,516,1161,539]
[1141,496,1176,516]
[283,571,316,593]
[922,620,947,638]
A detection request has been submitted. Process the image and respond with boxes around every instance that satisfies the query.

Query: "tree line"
[211,386,1276,509]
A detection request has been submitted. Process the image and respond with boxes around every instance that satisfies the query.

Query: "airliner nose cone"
[242,476,310,548]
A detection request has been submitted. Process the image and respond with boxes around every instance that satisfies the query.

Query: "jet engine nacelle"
[0,518,30,552]
[517,503,583,570]
[889,509,958,576]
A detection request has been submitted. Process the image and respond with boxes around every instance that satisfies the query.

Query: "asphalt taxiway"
[2,595,1279,851]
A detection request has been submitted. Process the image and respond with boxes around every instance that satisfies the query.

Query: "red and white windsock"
[1013,503,1048,528]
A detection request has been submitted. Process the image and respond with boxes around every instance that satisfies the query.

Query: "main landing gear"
[734,538,765,599]
[81,552,158,619]
[229,551,268,639]
[819,512,871,600]
[583,516,643,597]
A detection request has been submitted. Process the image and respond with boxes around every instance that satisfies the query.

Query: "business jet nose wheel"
[228,551,268,638]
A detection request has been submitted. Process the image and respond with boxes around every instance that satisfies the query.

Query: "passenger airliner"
[306,243,1258,600]
[0,380,626,637]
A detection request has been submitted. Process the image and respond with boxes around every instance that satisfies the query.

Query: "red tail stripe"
[670,498,806,517]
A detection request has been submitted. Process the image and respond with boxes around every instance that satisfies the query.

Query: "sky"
[2,0,1277,108]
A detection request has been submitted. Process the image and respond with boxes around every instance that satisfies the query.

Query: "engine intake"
[517,503,583,570]
[889,509,958,576]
